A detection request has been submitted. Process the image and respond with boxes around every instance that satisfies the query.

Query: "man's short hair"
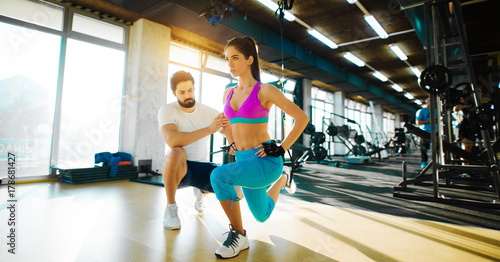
[170,71,194,92]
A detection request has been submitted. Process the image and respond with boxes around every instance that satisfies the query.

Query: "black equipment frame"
[393,0,500,208]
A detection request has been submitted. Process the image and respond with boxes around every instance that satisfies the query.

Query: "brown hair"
[170,71,194,92]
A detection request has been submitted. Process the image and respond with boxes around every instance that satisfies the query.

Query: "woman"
[210,36,309,259]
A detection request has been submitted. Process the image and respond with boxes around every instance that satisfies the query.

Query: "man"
[415,98,432,168]
[158,70,230,230]
[454,87,489,164]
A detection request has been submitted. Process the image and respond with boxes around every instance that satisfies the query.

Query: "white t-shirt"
[158,102,220,162]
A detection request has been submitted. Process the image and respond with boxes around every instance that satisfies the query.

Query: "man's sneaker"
[420,162,428,168]
[282,166,296,194]
[215,225,249,259]
[163,203,181,230]
[194,188,207,213]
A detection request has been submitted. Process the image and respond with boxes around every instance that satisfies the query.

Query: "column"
[334,91,345,155]
[121,18,171,172]
[302,78,312,146]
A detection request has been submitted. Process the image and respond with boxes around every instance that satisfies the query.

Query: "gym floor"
[1,154,500,262]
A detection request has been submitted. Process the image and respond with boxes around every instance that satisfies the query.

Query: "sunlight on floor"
[1,180,499,262]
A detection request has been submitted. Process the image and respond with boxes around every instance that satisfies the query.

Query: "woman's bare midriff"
[232,122,271,151]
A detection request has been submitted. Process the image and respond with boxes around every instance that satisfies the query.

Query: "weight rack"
[394,0,500,207]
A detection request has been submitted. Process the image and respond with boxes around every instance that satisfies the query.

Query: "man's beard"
[178,98,195,108]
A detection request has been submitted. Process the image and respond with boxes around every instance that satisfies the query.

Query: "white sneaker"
[282,166,296,194]
[215,225,249,259]
[194,188,208,213]
[163,203,181,230]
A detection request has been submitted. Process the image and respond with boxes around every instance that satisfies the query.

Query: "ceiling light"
[410,67,421,78]
[307,29,338,49]
[414,100,423,105]
[364,15,388,39]
[346,0,358,3]
[343,52,365,67]
[404,92,415,100]
[257,0,296,21]
[389,44,408,61]
[373,71,388,82]
[391,84,403,92]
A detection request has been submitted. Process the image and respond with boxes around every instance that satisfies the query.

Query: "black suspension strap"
[275,0,294,83]
[275,1,298,175]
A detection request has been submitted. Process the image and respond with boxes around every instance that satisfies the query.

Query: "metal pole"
[427,2,440,198]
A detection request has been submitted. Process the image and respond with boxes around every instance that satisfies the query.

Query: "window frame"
[0,0,130,181]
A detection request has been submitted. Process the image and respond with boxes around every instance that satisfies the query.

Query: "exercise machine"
[323,113,388,163]
[394,0,500,207]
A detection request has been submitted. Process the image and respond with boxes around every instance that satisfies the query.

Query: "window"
[284,79,296,92]
[0,0,64,31]
[201,73,230,164]
[261,72,281,139]
[170,43,201,69]
[261,71,279,83]
[0,22,61,177]
[383,112,396,137]
[310,87,336,154]
[201,73,229,111]
[344,99,372,142]
[56,39,125,168]
[205,54,227,73]
[0,0,129,176]
[283,79,296,142]
[72,13,125,44]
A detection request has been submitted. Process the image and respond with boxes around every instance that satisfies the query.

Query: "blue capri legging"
[210,145,283,222]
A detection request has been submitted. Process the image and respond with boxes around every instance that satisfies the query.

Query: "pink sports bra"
[224,82,270,124]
